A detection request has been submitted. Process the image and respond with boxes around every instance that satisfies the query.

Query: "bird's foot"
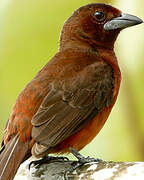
[64,147,102,179]
[69,147,102,163]
[29,155,69,170]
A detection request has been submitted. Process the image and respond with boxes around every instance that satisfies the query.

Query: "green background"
[0,0,144,161]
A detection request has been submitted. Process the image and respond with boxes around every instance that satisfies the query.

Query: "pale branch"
[14,158,144,180]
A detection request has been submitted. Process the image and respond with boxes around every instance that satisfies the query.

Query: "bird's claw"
[81,156,102,163]
[29,155,69,170]
[69,147,102,163]
[64,147,102,179]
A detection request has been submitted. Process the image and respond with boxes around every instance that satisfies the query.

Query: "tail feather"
[0,134,30,180]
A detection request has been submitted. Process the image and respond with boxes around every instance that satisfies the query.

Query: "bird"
[0,3,142,180]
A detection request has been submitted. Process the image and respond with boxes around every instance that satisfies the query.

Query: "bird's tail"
[0,134,30,180]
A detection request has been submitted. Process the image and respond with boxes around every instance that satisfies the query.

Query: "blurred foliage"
[0,0,144,162]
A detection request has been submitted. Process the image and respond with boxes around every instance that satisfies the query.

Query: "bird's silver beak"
[104,13,143,30]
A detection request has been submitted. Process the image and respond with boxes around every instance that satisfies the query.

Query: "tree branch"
[14,158,144,180]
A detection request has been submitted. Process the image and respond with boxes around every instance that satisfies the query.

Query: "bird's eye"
[94,11,105,22]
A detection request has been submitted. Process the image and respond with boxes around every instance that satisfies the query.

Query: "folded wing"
[31,60,114,156]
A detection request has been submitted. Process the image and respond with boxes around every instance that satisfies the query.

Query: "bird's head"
[60,3,143,50]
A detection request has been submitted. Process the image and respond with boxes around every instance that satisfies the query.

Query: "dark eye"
[94,11,105,22]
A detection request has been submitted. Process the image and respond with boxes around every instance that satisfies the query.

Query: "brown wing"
[31,61,114,156]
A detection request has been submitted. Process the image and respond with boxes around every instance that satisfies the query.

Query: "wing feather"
[31,61,114,155]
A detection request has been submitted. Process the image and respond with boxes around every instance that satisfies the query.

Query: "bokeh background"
[0,0,144,162]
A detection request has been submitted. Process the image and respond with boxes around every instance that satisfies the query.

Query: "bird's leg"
[69,147,102,163]
[29,155,69,169]
[64,147,102,179]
